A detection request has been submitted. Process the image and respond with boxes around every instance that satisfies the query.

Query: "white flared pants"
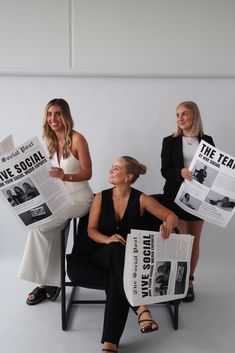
[18,187,93,286]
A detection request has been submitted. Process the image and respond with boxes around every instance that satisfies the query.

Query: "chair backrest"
[66,212,107,288]
[71,212,100,256]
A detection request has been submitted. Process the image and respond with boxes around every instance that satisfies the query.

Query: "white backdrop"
[0,75,234,268]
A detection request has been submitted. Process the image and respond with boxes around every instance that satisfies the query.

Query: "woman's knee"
[108,242,125,253]
[107,242,125,265]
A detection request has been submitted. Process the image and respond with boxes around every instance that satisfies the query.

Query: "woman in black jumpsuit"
[88,156,178,353]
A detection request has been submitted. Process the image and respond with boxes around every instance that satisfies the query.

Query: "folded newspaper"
[175,141,235,228]
[0,135,73,230]
[124,229,194,306]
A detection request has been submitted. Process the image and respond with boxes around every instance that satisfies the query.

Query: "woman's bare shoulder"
[72,130,87,143]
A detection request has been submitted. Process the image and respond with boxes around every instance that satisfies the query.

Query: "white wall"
[0,1,234,269]
[0,0,70,69]
[0,76,235,263]
[73,0,235,75]
[0,0,235,75]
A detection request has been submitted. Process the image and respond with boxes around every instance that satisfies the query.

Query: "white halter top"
[51,152,91,193]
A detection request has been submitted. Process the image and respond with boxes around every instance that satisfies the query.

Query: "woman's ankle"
[102,341,117,352]
[136,304,148,316]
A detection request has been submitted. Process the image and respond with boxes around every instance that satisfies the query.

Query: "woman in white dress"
[18,98,94,305]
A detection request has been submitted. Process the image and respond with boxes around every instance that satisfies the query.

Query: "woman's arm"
[140,194,178,239]
[161,137,183,183]
[68,131,92,181]
[87,193,106,244]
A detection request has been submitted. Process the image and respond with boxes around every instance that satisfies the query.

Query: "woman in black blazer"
[160,101,215,302]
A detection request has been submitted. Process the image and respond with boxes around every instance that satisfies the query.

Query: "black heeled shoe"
[182,275,195,302]
[138,309,159,333]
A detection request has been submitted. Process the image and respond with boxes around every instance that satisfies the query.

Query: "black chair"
[60,214,107,331]
[60,194,181,331]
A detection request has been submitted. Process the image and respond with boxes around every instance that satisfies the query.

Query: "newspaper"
[0,136,73,230]
[123,229,194,306]
[0,135,15,155]
[175,141,235,228]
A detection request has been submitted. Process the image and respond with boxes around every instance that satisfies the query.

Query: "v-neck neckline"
[112,187,133,224]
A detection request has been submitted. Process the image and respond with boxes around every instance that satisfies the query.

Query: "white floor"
[1,258,235,353]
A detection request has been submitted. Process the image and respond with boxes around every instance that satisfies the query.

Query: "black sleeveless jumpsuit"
[92,187,142,345]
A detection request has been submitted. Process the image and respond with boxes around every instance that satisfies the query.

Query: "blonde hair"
[43,98,74,159]
[121,156,147,183]
[173,101,204,137]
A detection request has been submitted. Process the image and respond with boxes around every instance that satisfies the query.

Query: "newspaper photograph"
[0,136,73,230]
[175,141,235,228]
[124,229,194,306]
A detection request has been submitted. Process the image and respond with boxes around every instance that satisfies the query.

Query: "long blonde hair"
[121,156,147,183]
[173,101,204,137]
[43,98,74,159]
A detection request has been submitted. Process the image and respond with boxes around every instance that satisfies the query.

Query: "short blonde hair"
[173,101,204,137]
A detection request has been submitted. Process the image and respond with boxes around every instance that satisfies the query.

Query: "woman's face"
[176,105,194,135]
[108,158,129,185]
[47,105,64,133]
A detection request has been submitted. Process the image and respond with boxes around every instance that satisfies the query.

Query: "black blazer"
[161,134,215,200]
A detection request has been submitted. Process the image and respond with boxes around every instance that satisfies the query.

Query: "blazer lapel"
[174,136,184,167]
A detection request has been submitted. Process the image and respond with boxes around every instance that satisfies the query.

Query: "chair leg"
[60,218,72,330]
[166,300,180,330]
[61,279,67,330]
[62,285,77,330]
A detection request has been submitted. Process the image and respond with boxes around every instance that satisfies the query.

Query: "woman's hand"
[159,222,172,239]
[106,234,126,245]
[49,167,65,180]
[181,168,193,181]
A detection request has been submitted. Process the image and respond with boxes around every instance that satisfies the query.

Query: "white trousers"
[18,187,93,287]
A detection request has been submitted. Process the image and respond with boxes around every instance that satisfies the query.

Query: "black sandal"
[182,275,195,302]
[45,286,61,301]
[138,309,159,333]
[26,287,47,305]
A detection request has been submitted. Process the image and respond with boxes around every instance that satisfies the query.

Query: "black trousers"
[92,242,136,345]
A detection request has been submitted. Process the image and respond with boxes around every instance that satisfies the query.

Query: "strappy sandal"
[45,286,61,301]
[138,309,159,333]
[182,275,195,302]
[26,287,47,305]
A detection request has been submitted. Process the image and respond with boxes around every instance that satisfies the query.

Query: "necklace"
[184,136,197,145]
